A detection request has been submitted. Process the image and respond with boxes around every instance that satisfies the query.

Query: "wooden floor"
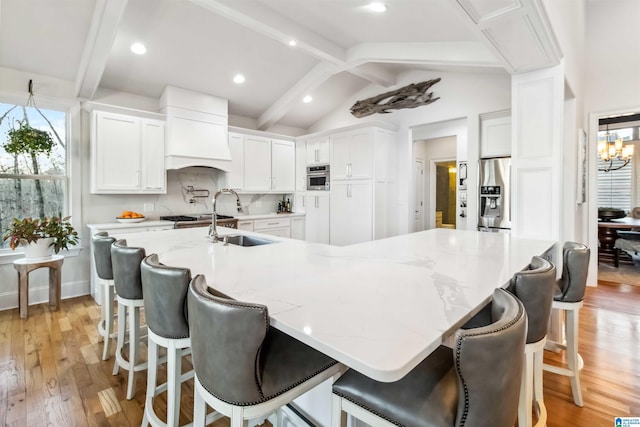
[1,281,639,426]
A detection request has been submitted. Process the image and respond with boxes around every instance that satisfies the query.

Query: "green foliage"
[2,215,79,254]
[4,120,54,156]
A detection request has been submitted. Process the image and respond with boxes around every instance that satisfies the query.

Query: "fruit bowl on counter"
[116,211,146,223]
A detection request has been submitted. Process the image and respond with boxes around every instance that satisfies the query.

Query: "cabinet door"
[244,136,271,191]
[291,217,305,240]
[330,133,352,180]
[259,227,291,238]
[317,138,330,164]
[93,112,141,192]
[348,129,373,179]
[140,119,166,192]
[227,133,244,190]
[330,181,372,246]
[271,139,295,192]
[306,136,330,164]
[305,193,330,244]
[480,114,511,158]
[295,140,307,191]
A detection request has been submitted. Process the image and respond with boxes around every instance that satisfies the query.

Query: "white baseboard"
[0,280,91,311]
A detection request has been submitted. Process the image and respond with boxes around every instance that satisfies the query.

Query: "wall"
[310,69,511,234]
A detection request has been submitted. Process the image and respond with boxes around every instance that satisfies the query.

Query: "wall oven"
[307,164,330,190]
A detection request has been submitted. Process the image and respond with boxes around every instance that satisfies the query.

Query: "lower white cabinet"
[305,193,330,244]
[254,217,291,238]
[330,181,373,246]
[291,216,305,240]
[237,219,254,232]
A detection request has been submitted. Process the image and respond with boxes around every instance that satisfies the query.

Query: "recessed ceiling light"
[303,95,313,103]
[233,74,246,84]
[130,42,147,55]
[288,39,297,47]
[367,2,387,12]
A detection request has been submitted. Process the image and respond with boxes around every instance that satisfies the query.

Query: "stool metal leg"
[127,305,141,400]
[113,302,126,376]
[102,283,116,361]
[142,338,158,427]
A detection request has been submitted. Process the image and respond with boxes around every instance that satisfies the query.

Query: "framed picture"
[576,129,587,204]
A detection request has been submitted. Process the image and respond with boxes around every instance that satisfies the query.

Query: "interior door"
[414,159,424,231]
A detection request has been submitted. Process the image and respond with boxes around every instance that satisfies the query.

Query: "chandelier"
[598,124,633,172]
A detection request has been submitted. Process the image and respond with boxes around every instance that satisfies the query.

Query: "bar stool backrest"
[93,231,115,280]
[141,254,191,339]
[111,239,145,300]
[557,242,590,303]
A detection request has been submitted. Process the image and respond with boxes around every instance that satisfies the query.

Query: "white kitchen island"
[114,227,554,382]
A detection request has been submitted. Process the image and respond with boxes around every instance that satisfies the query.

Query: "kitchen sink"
[224,235,277,247]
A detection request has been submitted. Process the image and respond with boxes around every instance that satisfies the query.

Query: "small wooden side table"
[13,254,64,318]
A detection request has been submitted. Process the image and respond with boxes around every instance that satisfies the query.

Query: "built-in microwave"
[307,164,330,190]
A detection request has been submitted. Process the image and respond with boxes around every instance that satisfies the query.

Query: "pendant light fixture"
[598,123,633,172]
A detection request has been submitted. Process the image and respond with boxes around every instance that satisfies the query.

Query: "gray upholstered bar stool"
[544,242,590,407]
[331,288,527,427]
[92,231,117,361]
[187,274,346,427]
[140,254,193,427]
[507,256,556,427]
[111,239,147,400]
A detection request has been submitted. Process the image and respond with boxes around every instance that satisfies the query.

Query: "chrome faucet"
[210,188,242,242]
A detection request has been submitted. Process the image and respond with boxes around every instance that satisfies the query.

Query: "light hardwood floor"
[1,280,638,426]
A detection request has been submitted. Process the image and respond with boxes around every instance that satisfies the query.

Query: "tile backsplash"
[85,167,293,224]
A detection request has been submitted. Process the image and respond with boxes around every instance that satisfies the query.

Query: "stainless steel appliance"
[478,157,511,232]
[307,164,330,190]
[160,214,238,229]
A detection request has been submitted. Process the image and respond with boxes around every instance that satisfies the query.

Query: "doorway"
[434,160,457,229]
[413,158,424,231]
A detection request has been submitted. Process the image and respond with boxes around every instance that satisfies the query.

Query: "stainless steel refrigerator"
[478,157,511,232]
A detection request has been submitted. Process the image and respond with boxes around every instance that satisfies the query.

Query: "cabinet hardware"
[267,222,279,226]
[136,170,141,186]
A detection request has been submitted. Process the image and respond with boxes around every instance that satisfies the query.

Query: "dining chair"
[187,274,346,427]
[331,288,526,427]
[92,231,117,361]
[544,241,590,407]
[111,239,147,400]
[140,254,193,427]
[507,256,556,427]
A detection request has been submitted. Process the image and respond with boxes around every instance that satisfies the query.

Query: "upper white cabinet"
[306,136,330,165]
[295,140,307,191]
[91,111,166,194]
[226,131,295,193]
[480,110,511,158]
[331,129,374,180]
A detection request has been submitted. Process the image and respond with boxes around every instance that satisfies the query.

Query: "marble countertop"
[115,227,554,382]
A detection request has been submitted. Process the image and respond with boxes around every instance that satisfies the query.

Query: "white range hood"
[160,86,232,171]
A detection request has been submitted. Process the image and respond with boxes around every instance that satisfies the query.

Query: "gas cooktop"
[160,214,234,221]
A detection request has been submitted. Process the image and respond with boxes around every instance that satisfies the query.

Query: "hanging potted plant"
[2,215,79,259]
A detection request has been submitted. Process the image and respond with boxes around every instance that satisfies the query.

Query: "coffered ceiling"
[0,0,561,132]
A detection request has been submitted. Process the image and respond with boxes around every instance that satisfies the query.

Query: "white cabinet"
[227,132,245,190]
[91,111,166,194]
[330,129,374,180]
[480,111,511,158]
[244,135,272,191]
[271,139,295,192]
[306,135,330,165]
[330,181,373,246]
[237,219,254,232]
[227,132,295,193]
[291,216,305,240]
[295,140,307,191]
[305,193,330,244]
[254,217,291,238]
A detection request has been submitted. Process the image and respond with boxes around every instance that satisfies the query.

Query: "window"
[0,103,68,249]
[597,127,637,211]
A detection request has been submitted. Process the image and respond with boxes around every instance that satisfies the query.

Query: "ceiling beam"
[75,0,128,99]
[257,63,337,130]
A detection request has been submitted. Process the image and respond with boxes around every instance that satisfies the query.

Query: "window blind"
[597,157,632,210]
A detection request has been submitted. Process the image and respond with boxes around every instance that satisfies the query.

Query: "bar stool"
[544,242,590,407]
[187,274,345,427]
[92,231,117,361]
[331,288,527,427]
[140,254,193,427]
[111,239,147,400]
[507,256,556,427]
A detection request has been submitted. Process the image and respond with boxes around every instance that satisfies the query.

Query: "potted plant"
[3,215,79,258]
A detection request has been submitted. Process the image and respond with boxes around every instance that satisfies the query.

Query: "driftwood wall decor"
[350,78,441,118]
